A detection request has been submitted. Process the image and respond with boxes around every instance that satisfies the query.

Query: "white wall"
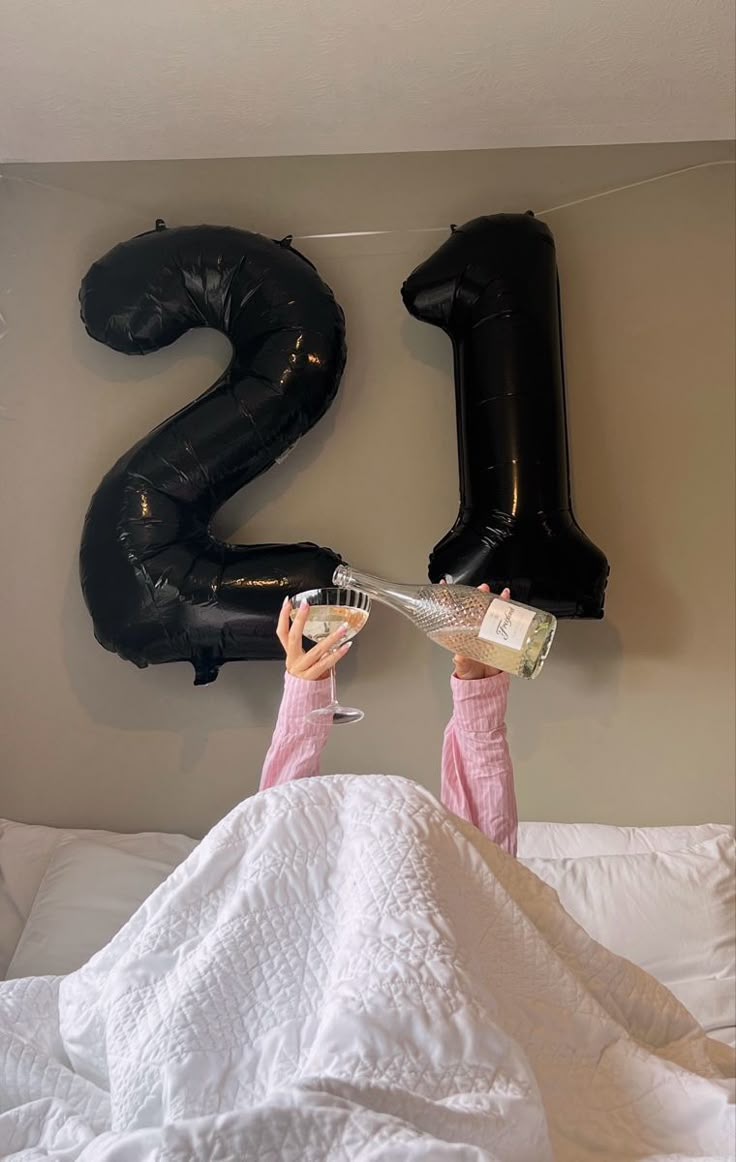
[0,146,733,836]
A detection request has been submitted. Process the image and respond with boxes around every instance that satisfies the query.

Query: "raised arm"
[441,672,517,854]
[260,673,334,790]
[259,597,351,792]
[439,582,518,854]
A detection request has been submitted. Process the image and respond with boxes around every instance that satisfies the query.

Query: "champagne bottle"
[332,564,556,679]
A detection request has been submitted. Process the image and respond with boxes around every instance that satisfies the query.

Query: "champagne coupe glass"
[290,587,371,725]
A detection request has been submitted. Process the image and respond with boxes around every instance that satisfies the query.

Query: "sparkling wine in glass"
[290,587,371,725]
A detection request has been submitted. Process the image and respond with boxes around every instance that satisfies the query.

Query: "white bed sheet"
[2,814,734,1046]
[0,776,733,1161]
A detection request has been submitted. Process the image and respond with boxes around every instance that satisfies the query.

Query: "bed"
[2,809,733,1047]
[1,779,734,1159]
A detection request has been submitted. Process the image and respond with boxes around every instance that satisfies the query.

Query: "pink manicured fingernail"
[342,641,353,651]
[300,599,308,609]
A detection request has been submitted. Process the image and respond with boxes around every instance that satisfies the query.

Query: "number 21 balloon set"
[78,215,608,684]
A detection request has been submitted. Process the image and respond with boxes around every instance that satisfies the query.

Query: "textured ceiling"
[2,0,734,163]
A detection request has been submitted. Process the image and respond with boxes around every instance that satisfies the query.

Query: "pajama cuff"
[278,672,334,735]
[450,672,510,732]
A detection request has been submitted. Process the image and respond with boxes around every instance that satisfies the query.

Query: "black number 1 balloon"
[402,213,609,618]
[79,222,345,684]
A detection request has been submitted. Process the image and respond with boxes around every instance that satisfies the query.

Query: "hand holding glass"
[288,588,371,724]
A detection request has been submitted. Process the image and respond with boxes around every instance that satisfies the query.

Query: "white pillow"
[522,835,736,1039]
[518,821,734,859]
[0,818,196,976]
[0,821,72,978]
[6,838,182,979]
[0,888,24,982]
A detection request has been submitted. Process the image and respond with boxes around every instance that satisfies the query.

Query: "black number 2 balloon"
[79,222,345,684]
[402,212,609,618]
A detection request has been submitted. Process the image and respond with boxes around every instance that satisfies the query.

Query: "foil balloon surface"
[402,212,609,618]
[79,222,345,684]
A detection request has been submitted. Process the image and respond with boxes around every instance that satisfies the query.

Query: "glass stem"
[329,665,338,708]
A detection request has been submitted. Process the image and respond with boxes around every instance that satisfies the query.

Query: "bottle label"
[478,599,535,651]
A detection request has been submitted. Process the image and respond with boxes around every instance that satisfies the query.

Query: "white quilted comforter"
[1,775,733,1161]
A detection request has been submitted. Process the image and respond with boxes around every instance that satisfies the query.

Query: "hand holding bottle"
[332,565,556,680]
[443,582,511,680]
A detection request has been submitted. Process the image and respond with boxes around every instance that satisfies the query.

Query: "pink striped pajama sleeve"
[259,673,334,789]
[440,673,517,855]
[260,670,517,855]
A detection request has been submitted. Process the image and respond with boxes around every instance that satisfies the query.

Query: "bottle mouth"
[332,563,350,587]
